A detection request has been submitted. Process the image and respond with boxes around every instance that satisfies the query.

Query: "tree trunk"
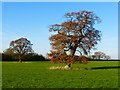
[70,49,76,56]
[19,55,22,63]
[65,64,71,68]
[65,48,76,68]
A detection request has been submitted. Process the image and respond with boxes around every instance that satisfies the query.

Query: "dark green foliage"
[9,38,34,62]
[22,53,47,61]
[2,53,13,61]
[0,53,2,61]
[2,53,47,61]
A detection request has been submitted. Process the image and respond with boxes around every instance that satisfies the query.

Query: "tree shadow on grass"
[91,66,120,70]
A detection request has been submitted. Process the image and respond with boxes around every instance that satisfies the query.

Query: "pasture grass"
[2,61,119,88]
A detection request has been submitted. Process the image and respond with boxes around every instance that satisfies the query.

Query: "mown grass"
[2,61,119,88]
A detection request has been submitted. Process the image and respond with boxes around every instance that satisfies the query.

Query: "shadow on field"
[91,66,120,70]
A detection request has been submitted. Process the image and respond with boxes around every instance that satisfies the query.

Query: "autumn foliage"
[48,51,88,64]
[48,10,101,66]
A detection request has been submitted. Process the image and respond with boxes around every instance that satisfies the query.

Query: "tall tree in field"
[48,10,102,67]
[8,38,33,62]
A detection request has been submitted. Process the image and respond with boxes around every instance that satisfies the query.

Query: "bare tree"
[48,10,101,67]
[104,55,111,60]
[93,51,111,60]
[94,51,106,60]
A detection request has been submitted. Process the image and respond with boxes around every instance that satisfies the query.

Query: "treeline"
[89,59,119,61]
[0,53,49,61]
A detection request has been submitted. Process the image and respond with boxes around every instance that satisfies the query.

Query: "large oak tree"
[48,10,102,67]
[7,37,33,62]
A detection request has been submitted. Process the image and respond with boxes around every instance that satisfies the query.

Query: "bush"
[22,53,47,61]
[2,53,14,61]
[2,53,48,61]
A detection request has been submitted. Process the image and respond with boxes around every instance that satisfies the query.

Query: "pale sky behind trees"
[1,2,118,59]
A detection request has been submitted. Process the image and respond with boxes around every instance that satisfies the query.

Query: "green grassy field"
[2,61,119,88]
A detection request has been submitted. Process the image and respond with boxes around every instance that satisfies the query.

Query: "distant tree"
[22,53,46,61]
[94,51,106,60]
[3,48,15,60]
[92,51,111,60]
[48,10,101,67]
[104,55,111,60]
[91,55,96,60]
[7,38,33,62]
[0,53,2,61]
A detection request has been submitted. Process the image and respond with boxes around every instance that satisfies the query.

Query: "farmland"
[2,61,119,88]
